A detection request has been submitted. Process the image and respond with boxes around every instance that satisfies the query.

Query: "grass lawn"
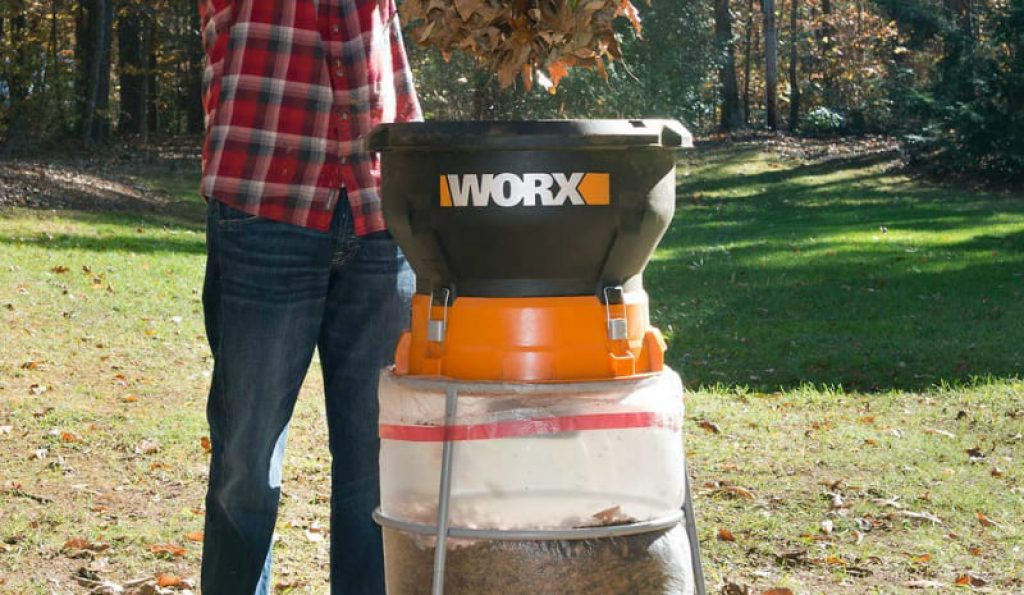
[1,141,1022,593]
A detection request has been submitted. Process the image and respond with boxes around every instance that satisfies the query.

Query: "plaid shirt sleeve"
[198,0,422,234]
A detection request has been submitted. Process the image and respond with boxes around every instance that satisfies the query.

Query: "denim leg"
[201,201,335,595]
[318,231,414,595]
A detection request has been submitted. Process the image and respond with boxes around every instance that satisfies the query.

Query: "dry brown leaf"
[697,419,722,434]
[711,484,755,500]
[924,427,956,438]
[148,543,186,557]
[975,512,999,528]
[762,589,794,595]
[717,527,736,542]
[185,531,204,543]
[136,439,160,455]
[61,431,80,443]
[955,573,988,587]
[51,265,70,274]
[155,573,182,588]
[990,466,1004,478]
[968,546,983,556]
[201,436,212,454]
[121,395,138,403]
[910,553,932,564]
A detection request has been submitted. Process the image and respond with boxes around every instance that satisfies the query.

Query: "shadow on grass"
[0,208,206,254]
[653,145,1024,393]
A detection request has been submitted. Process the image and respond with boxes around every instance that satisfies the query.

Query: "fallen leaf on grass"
[969,546,983,556]
[200,436,212,454]
[720,581,750,595]
[148,543,186,557]
[955,573,988,587]
[63,537,110,556]
[717,528,735,542]
[155,573,182,588]
[904,579,946,589]
[858,415,875,424]
[184,531,204,543]
[990,467,1004,478]
[61,431,81,443]
[924,427,956,438]
[275,580,311,592]
[31,448,48,460]
[51,265,70,274]
[910,553,932,564]
[706,482,755,500]
[121,395,139,404]
[965,447,986,462]
[29,383,48,395]
[975,512,1000,528]
[135,439,160,455]
[892,510,942,525]
[762,589,794,595]
[820,520,834,535]
[305,521,325,543]
[824,554,847,566]
[697,419,722,434]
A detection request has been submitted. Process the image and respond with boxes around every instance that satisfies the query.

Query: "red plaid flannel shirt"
[198,0,421,234]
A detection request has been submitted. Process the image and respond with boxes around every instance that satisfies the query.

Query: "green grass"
[1,142,1022,593]
[653,144,1024,392]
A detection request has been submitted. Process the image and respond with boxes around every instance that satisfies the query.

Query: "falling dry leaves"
[400,0,645,89]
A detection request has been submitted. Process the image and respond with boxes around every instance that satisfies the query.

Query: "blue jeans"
[200,198,413,594]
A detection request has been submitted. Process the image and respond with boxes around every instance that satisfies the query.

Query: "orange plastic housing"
[393,293,667,382]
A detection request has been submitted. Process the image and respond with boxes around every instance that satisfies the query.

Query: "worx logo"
[439,172,610,207]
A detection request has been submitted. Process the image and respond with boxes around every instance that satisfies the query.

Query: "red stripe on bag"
[379,412,675,442]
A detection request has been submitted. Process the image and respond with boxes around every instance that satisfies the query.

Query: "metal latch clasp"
[603,286,628,341]
[427,287,451,343]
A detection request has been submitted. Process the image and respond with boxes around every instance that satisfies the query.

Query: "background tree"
[763,0,779,129]
[715,0,744,131]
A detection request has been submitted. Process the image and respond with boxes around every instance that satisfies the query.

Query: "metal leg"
[431,386,459,595]
[682,462,707,595]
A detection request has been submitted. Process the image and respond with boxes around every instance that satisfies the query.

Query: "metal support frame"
[376,374,709,595]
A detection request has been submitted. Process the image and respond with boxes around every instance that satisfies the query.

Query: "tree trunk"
[763,0,778,130]
[742,0,755,124]
[789,0,800,130]
[81,0,114,145]
[118,0,146,134]
[186,2,205,134]
[820,0,836,106]
[716,0,744,131]
[146,17,158,134]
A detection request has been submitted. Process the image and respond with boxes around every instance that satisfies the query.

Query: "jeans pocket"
[214,200,262,228]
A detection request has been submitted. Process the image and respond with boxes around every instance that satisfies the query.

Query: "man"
[196,1,420,593]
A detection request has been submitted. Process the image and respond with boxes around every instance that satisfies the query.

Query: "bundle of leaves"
[399,0,644,90]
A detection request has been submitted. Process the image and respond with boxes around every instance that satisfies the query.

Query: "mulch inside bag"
[382,524,693,595]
